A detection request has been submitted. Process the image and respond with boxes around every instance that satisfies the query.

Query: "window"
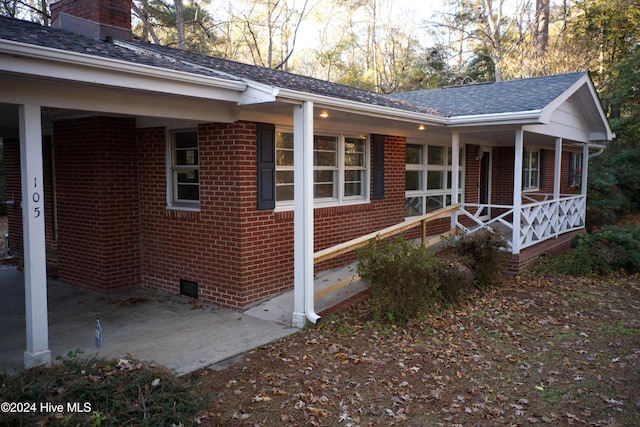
[275,131,368,205]
[569,152,583,187]
[168,130,199,208]
[275,132,294,201]
[522,148,539,191]
[405,143,463,217]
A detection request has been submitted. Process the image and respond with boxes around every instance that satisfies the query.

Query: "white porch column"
[19,104,51,368]
[450,132,460,229]
[553,138,562,200]
[292,101,319,328]
[581,143,589,195]
[512,129,524,255]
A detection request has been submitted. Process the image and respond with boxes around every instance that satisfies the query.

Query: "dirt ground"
[189,271,640,426]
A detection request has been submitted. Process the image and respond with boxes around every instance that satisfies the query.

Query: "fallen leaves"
[192,272,640,426]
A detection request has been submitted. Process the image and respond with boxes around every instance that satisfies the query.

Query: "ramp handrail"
[313,204,460,265]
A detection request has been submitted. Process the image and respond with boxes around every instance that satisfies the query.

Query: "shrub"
[356,237,441,325]
[439,229,509,288]
[434,254,475,304]
[0,357,206,426]
[573,225,640,274]
[536,225,640,276]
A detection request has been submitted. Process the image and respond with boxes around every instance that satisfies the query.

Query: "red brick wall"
[505,229,583,273]
[51,0,131,30]
[54,116,140,292]
[138,124,252,307]
[138,127,409,308]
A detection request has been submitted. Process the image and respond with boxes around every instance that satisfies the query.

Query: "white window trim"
[522,148,540,192]
[568,151,583,188]
[405,142,464,217]
[275,129,370,210]
[166,128,201,211]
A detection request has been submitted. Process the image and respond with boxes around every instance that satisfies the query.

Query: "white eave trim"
[276,88,447,126]
[0,39,247,100]
[445,110,543,127]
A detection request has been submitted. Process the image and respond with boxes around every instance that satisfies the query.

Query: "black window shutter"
[256,123,276,210]
[372,134,385,200]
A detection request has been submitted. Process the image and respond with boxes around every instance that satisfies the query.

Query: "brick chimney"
[51,0,132,41]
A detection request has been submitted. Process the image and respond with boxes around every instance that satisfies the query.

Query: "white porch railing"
[455,194,586,254]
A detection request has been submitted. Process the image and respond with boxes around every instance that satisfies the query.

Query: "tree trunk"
[174,0,185,50]
[535,0,550,56]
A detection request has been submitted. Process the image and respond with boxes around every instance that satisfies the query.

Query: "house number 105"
[33,177,41,219]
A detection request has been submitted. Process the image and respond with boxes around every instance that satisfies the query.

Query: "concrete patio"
[0,263,365,376]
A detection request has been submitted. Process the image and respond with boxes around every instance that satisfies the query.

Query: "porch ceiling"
[458,127,583,147]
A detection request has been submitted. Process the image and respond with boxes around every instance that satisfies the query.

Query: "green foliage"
[587,148,640,229]
[0,357,206,426]
[439,230,509,288]
[356,238,441,325]
[356,231,508,325]
[537,225,640,276]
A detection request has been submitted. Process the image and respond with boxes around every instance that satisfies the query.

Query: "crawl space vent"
[180,279,198,298]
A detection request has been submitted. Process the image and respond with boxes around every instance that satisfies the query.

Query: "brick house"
[0,0,612,368]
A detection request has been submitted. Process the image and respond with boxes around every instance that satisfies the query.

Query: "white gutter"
[588,142,608,158]
[0,39,247,96]
[446,110,544,127]
[276,88,448,126]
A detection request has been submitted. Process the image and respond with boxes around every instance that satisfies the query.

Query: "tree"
[534,0,550,56]
[132,0,220,54]
[1,0,49,24]
[435,0,528,82]
[220,0,312,70]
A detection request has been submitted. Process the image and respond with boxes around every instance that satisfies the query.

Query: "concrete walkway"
[0,263,366,376]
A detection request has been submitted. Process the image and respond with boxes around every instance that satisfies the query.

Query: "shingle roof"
[0,16,592,120]
[0,15,436,115]
[389,72,587,117]
[0,15,240,80]
[122,40,436,114]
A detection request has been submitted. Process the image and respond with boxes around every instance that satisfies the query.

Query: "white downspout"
[292,101,320,328]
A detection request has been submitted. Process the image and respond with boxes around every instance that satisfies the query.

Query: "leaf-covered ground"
[192,272,640,426]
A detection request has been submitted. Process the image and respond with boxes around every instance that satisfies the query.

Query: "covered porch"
[453,127,594,257]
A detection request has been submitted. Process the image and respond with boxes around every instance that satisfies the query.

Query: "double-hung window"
[405,143,463,217]
[168,129,199,209]
[568,152,583,187]
[522,148,539,191]
[275,131,368,206]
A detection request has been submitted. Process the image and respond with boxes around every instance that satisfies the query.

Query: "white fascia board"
[276,88,447,126]
[445,110,543,127]
[0,39,246,102]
